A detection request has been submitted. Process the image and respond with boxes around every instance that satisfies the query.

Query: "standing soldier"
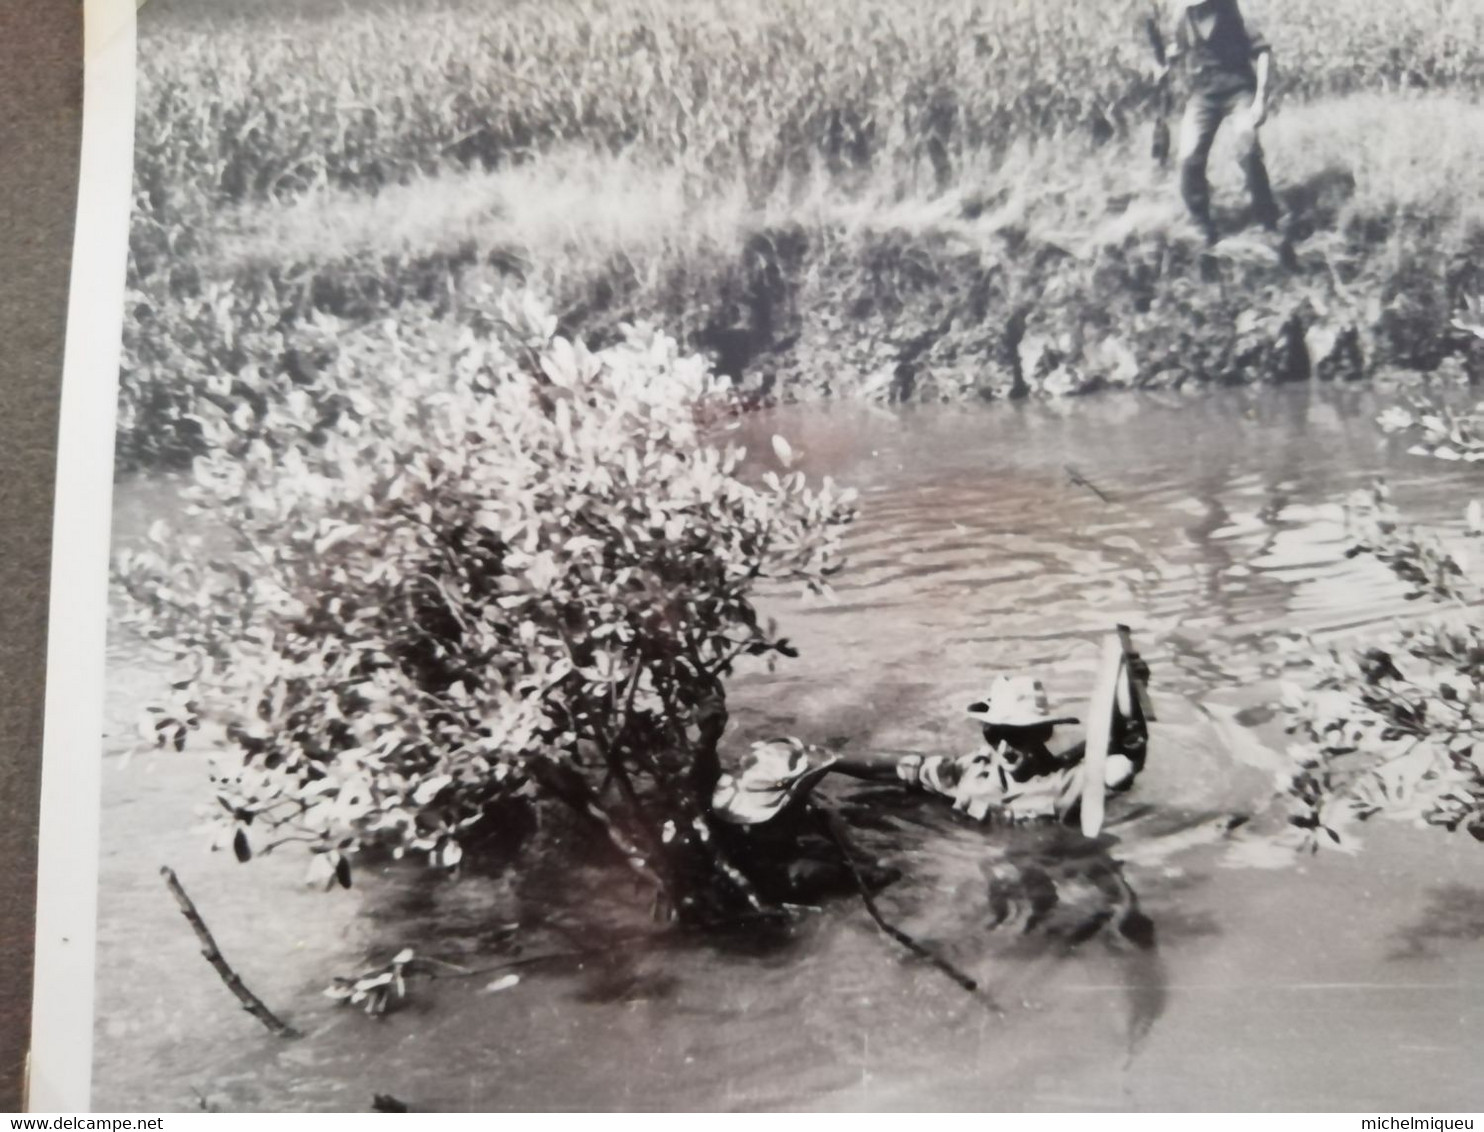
[1159,0,1281,245]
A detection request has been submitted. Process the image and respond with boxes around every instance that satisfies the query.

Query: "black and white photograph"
[37,0,1484,1112]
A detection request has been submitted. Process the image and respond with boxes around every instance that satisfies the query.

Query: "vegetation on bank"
[1282,313,1484,852]
[120,0,1484,470]
[134,0,1484,226]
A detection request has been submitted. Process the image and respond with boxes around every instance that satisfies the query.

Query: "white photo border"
[27,0,136,1112]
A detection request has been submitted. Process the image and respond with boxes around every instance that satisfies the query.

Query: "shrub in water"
[116,292,856,918]
[1282,350,1484,849]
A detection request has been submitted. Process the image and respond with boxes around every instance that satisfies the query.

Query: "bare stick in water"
[1065,465,1112,504]
[160,866,300,1038]
[816,811,984,997]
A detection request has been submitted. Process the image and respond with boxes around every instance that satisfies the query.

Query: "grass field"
[120,0,1484,468]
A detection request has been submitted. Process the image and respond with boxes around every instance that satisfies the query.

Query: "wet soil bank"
[119,96,1484,471]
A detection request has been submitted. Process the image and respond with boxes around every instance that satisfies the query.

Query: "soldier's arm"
[830,749,914,781]
[830,748,971,794]
[1248,17,1273,113]
[1165,1,1188,65]
[1253,48,1272,108]
[835,749,983,803]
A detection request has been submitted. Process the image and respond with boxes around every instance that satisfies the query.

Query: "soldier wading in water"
[707,633,1157,983]
[711,642,1152,842]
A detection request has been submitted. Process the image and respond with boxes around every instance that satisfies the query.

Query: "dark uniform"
[1170,0,1281,243]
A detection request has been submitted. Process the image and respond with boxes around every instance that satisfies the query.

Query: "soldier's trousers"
[1177,83,1280,241]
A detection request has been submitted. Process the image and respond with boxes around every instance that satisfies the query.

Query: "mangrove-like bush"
[116,292,857,919]
[1282,307,1484,849]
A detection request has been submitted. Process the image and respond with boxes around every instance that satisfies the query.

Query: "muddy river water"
[95,385,1484,1111]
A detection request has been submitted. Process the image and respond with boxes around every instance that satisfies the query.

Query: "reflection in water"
[1387,886,1484,962]
[831,790,1169,1061]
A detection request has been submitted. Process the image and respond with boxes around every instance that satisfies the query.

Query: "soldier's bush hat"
[967,675,1079,728]
[711,738,838,826]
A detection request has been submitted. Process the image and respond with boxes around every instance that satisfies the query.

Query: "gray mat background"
[0,0,85,1112]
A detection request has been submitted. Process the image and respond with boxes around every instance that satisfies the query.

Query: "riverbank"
[119,94,1484,470]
